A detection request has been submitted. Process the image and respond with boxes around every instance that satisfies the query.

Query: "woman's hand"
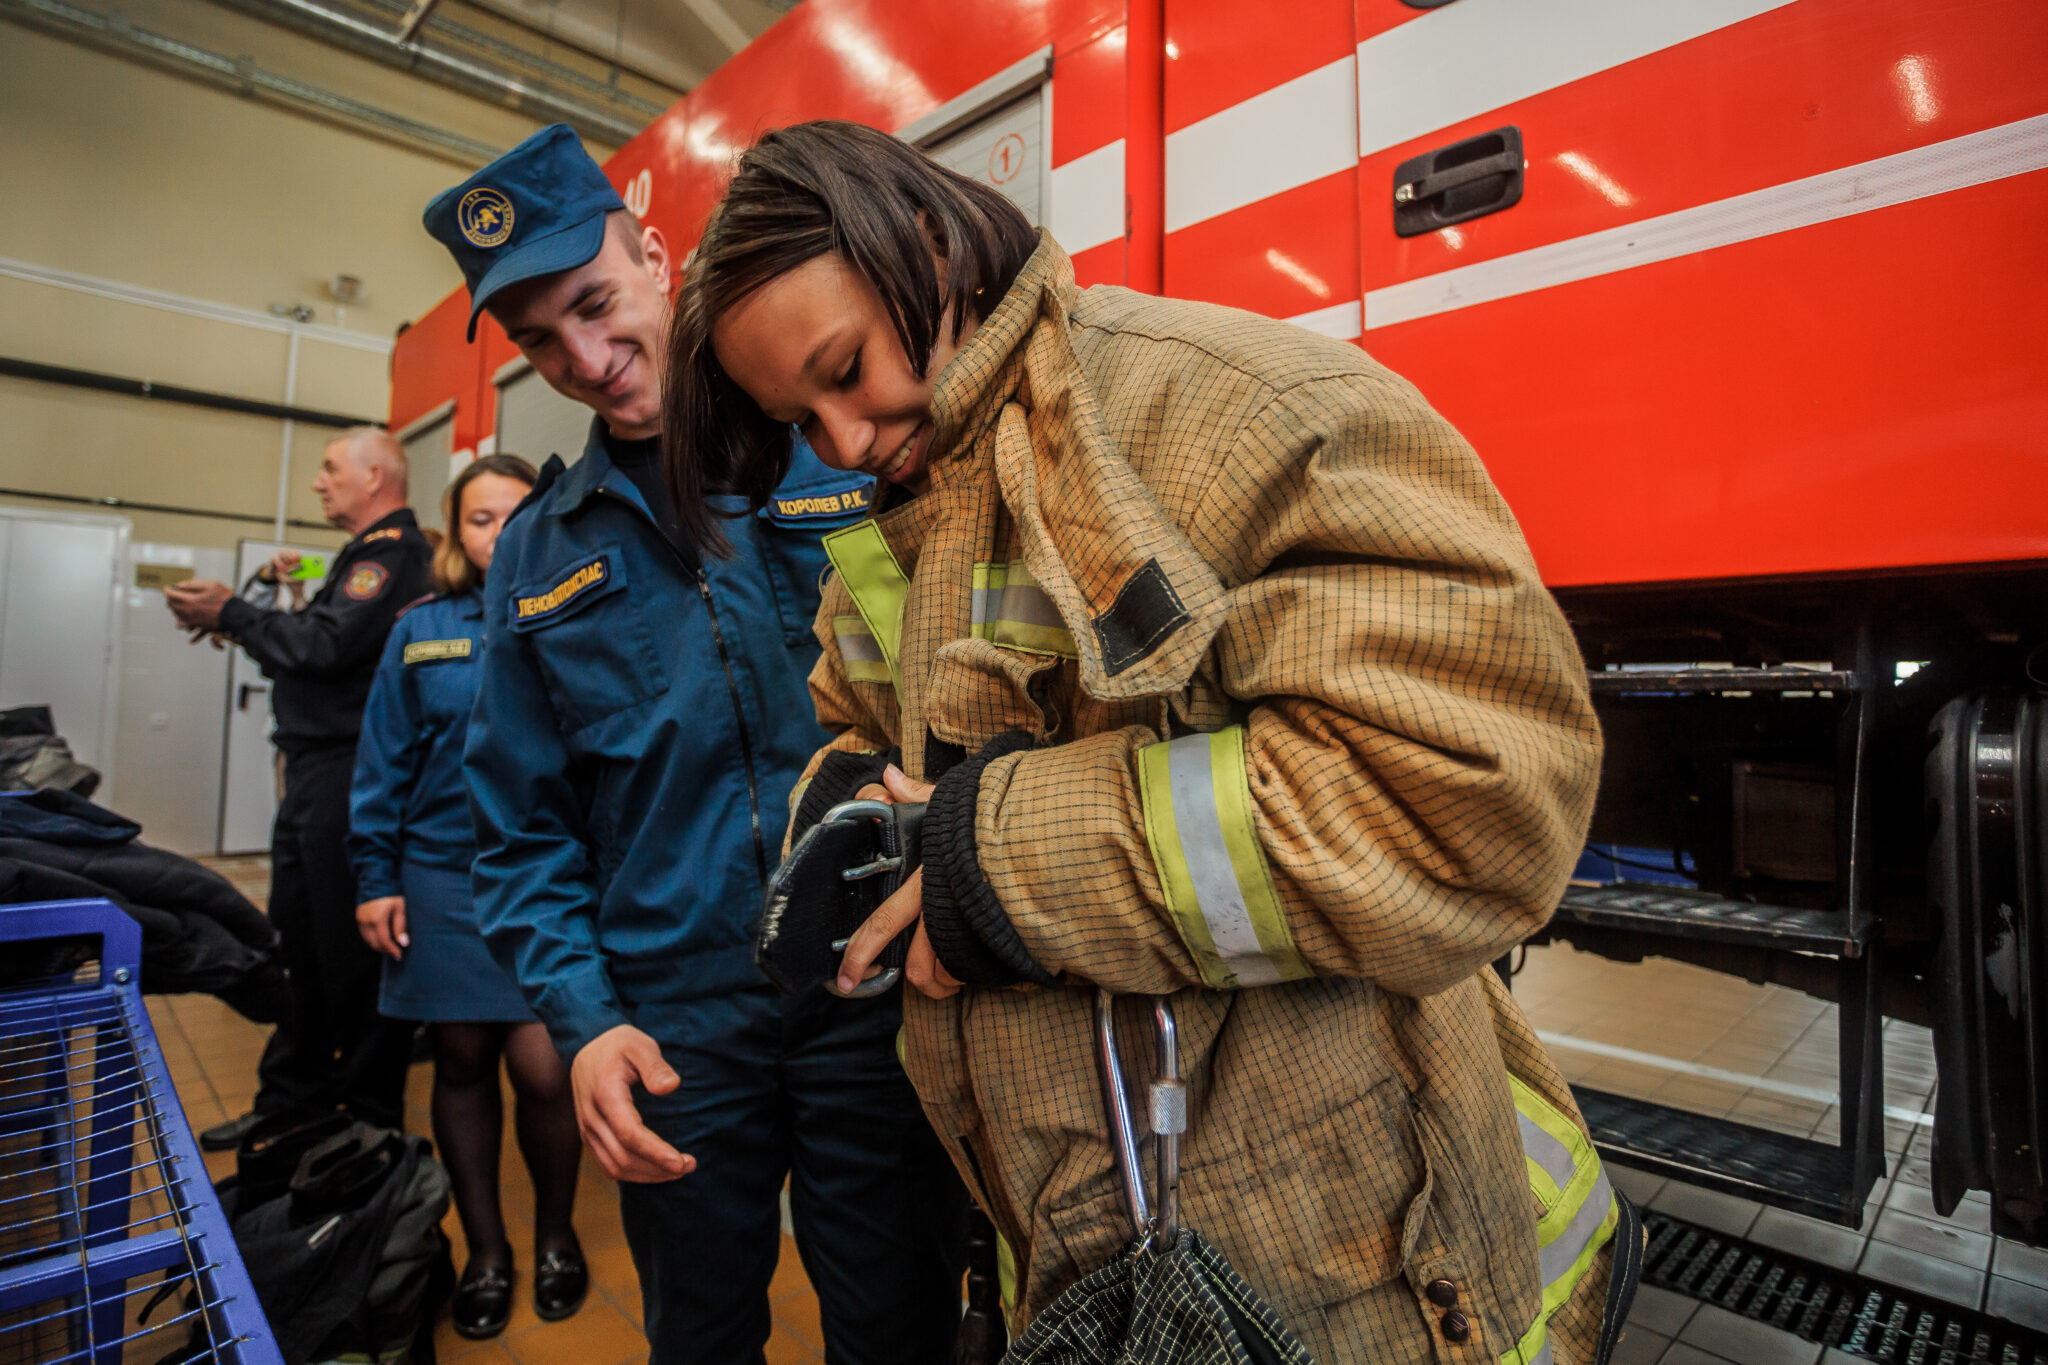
[355,896,408,959]
[837,765,963,1000]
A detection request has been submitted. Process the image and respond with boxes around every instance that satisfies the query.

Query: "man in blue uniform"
[165,428,433,1136]
[424,125,966,1365]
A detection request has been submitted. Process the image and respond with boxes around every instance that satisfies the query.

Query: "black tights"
[432,1021,581,1269]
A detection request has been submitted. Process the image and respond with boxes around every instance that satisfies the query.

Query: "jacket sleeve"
[462,529,627,1061]
[219,542,412,676]
[345,623,423,903]
[974,372,1603,999]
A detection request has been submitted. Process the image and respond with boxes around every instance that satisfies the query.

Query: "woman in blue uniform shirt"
[348,454,587,1339]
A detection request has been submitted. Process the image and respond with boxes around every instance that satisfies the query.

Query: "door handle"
[1395,151,1520,205]
[1393,126,1524,237]
[237,683,270,712]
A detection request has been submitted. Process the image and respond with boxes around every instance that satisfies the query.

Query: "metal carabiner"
[1093,988,1186,1252]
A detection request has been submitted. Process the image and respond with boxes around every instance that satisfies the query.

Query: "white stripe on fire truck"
[1164,55,1358,234]
[1365,112,2048,330]
[1150,0,1792,238]
[1050,138,1125,256]
[1285,298,1362,342]
[1355,0,1797,160]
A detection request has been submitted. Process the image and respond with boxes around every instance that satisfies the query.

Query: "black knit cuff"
[922,731,1057,988]
[790,747,901,845]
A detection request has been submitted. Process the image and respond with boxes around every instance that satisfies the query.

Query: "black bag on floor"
[226,1121,454,1365]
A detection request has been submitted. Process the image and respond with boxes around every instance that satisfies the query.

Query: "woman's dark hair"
[434,452,538,595]
[662,119,1038,555]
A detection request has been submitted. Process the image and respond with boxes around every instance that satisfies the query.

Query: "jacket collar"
[928,234,1230,701]
[540,417,655,520]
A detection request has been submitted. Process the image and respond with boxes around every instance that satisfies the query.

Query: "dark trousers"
[621,985,969,1365]
[253,742,414,1127]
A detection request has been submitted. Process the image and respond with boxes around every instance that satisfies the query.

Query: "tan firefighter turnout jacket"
[796,235,1624,1364]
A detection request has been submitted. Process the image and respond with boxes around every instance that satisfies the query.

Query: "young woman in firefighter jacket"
[666,120,1632,1365]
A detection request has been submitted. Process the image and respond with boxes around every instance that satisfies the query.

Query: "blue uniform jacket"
[464,421,873,1058]
[347,591,485,901]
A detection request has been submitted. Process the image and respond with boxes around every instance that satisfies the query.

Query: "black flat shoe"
[451,1256,514,1340]
[198,1111,261,1153]
[533,1248,588,1322]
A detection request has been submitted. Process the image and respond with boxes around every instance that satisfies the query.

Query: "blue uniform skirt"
[378,859,535,1023]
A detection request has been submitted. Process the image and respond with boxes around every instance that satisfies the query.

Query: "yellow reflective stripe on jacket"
[1136,727,1310,990]
[824,523,909,694]
[1501,1076,1619,1365]
[970,561,1077,658]
[833,615,892,684]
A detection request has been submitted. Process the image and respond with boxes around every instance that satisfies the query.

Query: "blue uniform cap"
[423,123,625,341]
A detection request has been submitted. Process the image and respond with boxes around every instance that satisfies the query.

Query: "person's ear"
[915,210,950,275]
[641,226,673,292]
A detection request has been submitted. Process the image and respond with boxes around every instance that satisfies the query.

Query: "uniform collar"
[923,231,1229,701]
[927,231,1071,480]
[542,417,657,520]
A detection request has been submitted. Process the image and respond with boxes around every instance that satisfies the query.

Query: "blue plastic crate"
[0,898,282,1364]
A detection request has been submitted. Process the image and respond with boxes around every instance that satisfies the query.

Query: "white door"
[217,539,327,854]
[118,543,235,855]
[923,87,1047,227]
[494,366,595,468]
[405,411,455,536]
[0,508,129,799]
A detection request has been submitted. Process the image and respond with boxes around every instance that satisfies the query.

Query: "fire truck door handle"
[1392,126,1525,237]
[1395,152,1519,205]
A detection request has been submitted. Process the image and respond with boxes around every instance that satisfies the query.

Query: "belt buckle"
[819,798,906,999]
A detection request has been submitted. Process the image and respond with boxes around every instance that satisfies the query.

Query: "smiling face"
[710,253,976,498]
[455,471,532,575]
[490,216,673,440]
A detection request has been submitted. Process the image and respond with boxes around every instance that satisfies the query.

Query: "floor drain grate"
[1643,1211,2048,1365]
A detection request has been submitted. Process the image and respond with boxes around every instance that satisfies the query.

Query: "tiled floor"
[1516,943,2048,1362]
[151,864,2048,1364]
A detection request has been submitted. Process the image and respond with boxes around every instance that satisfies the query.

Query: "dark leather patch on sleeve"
[1092,558,1190,676]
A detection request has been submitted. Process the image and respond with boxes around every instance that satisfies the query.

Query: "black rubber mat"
[1645,1211,2048,1364]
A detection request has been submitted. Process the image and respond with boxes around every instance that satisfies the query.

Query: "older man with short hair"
[168,426,434,1139]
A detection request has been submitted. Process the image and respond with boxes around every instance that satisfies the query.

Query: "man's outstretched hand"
[571,1024,696,1183]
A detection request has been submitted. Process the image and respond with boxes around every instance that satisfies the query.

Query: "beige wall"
[0,2,618,551]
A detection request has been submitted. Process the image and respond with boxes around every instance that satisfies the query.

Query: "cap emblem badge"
[457,187,515,248]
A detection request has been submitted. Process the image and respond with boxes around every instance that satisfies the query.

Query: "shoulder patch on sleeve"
[344,562,391,601]
[362,527,404,544]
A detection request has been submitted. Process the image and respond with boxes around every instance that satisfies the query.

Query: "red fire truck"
[390,0,2048,1245]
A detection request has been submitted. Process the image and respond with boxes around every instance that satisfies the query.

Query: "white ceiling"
[463,0,793,95]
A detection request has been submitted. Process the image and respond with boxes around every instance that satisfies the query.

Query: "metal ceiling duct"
[201,0,656,146]
[1,0,503,165]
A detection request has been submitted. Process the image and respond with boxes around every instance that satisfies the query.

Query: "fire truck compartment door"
[922,89,1045,228]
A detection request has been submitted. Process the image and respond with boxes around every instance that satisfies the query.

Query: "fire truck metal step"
[1577,1088,1880,1224]
[1589,667,1865,695]
[1643,1208,2048,1364]
[1556,883,1868,957]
